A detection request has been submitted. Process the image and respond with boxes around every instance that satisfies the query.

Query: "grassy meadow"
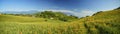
[0,9,120,34]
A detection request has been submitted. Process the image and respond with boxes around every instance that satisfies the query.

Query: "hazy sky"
[0,0,120,17]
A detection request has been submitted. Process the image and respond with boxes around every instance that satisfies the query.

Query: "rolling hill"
[73,9,120,34]
[0,8,120,34]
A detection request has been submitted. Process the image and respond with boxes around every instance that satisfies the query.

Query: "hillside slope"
[72,9,120,34]
[0,9,120,34]
[0,15,64,23]
[34,11,78,22]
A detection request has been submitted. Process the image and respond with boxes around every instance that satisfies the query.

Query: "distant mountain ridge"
[1,10,39,14]
[1,10,75,16]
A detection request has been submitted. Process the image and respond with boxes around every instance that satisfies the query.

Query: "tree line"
[1,11,78,22]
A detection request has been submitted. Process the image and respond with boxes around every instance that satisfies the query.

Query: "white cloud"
[77,10,96,17]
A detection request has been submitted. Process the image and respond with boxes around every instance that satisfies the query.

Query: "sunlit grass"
[0,9,120,34]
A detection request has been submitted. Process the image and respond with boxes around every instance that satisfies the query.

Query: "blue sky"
[0,0,120,17]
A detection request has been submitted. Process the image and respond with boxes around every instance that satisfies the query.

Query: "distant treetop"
[116,7,120,9]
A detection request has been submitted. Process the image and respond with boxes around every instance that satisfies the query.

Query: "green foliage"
[34,11,78,22]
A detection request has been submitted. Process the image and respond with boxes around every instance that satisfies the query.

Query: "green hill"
[0,15,67,34]
[34,11,78,22]
[0,15,65,23]
[0,9,120,34]
[73,9,120,34]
